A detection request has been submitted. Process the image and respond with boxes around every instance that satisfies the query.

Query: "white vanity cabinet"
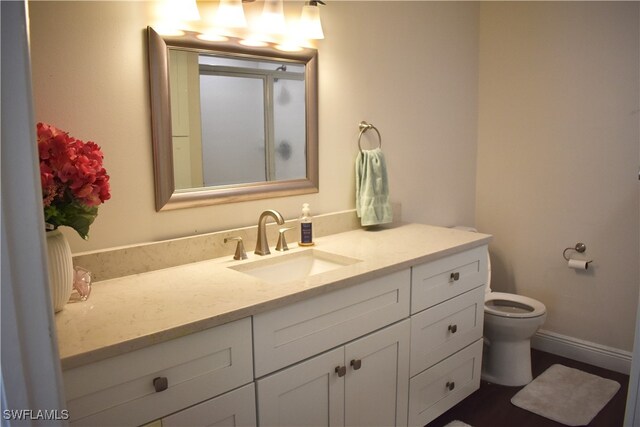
[408,245,488,426]
[256,319,410,427]
[59,225,492,427]
[63,318,253,426]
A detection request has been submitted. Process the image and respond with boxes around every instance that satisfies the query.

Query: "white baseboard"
[531,329,632,375]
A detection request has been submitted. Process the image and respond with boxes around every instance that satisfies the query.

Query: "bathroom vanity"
[55,223,490,426]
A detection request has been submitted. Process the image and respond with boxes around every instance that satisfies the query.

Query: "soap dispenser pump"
[299,203,314,246]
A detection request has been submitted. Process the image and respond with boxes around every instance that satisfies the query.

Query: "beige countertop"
[55,223,491,370]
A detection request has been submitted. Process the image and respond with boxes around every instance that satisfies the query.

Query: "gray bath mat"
[511,364,620,426]
[443,421,472,427]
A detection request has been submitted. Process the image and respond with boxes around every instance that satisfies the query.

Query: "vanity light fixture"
[198,0,242,42]
[165,0,327,48]
[299,1,325,40]
[259,0,288,35]
[155,0,200,35]
[169,0,201,22]
[214,0,247,28]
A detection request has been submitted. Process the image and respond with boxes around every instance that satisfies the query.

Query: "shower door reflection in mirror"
[169,51,306,190]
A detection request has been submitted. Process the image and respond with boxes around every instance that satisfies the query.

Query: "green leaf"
[44,205,64,225]
[44,201,98,239]
[64,202,98,240]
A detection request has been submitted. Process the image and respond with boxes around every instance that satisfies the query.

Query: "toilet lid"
[485,292,546,318]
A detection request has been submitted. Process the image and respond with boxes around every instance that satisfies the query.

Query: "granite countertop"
[55,223,491,370]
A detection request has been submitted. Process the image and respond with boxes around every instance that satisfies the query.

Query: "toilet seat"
[485,292,546,319]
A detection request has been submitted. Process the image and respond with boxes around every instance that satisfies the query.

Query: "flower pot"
[46,229,73,312]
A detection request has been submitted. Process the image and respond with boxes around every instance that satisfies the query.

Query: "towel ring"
[358,121,382,153]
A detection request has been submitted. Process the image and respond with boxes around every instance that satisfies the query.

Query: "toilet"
[483,288,546,386]
[454,227,547,386]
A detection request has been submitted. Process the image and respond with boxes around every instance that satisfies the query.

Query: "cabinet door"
[257,348,345,427]
[344,320,410,427]
[162,383,256,427]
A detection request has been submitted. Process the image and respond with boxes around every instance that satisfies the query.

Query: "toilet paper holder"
[562,242,592,265]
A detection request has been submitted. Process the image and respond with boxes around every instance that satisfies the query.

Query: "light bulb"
[299,3,324,40]
[215,0,247,28]
[155,0,200,34]
[260,0,287,35]
[165,0,200,22]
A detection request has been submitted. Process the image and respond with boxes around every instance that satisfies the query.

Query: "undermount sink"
[229,249,362,284]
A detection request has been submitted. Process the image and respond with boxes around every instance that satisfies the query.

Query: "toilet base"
[481,338,533,386]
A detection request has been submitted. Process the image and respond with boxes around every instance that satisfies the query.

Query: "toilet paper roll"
[568,258,590,270]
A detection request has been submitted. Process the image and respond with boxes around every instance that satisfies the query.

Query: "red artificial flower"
[37,122,111,239]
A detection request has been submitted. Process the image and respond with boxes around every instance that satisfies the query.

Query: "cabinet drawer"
[410,287,484,377]
[162,383,256,427]
[411,246,487,314]
[64,318,253,426]
[408,339,482,427]
[253,269,410,377]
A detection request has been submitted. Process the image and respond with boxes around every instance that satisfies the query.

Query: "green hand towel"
[355,148,393,227]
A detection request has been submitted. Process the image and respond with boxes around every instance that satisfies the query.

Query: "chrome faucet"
[255,209,285,255]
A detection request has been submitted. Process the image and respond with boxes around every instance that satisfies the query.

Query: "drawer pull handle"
[450,272,460,282]
[448,324,458,334]
[153,376,168,393]
[446,381,455,391]
[350,359,362,370]
[335,366,346,377]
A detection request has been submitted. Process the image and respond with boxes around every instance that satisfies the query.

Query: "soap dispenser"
[299,203,314,246]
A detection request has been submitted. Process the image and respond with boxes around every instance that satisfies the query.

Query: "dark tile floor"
[427,349,630,427]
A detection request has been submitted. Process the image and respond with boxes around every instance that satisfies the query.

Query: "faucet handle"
[224,236,248,260]
[276,227,295,252]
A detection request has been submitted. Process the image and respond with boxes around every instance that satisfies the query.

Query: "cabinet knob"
[450,272,460,282]
[153,376,168,392]
[448,324,458,334]
[446,381,455,391]
[335,366,346,377]
[350,359,362,370]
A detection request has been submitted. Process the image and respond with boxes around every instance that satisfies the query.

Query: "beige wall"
[29,1,479,253]
[28,1,640,353]
[476,2,640,351]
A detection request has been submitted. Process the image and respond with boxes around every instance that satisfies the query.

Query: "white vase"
[46,229,73,312]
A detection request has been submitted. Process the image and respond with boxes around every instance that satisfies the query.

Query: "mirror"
[147,27,318,211]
